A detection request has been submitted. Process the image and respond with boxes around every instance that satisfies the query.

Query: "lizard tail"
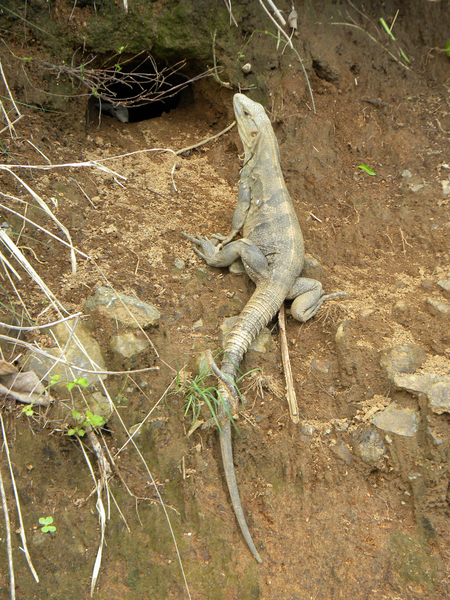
[220,418,262,563]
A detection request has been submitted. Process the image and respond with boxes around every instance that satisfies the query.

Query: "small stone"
[220,316,271,353]
[428,381,450,415]
[311,358,332,375]
[330,440,352,465]
[426,297,450,316]
[242,63,252,74]
[85,286,160,328]
[421,279,433,291]
[110,332,149,359]
[401,169,412,179]
[372,402,419,437]
[86,392,113,421]
[380,344,426,377]
[22,321,107,390]
[353,428,387,463]
[437,278,450,293]
[192,318,203,330]
[441,180,450,195]
[427,427,443,445]
[174,258,186,271]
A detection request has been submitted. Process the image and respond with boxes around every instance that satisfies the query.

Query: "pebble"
[85,286,161,328]
[372,402,419,437]
[110,332,149,358]
[353,428,387,464]
[437,278,450,293]
[426,297,450,315]
[173,258,186,271]
[22,321,107,390]
[380,344,426,377]
[330,440,353,465]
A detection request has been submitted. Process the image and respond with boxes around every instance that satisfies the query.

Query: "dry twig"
[278,303,299,423]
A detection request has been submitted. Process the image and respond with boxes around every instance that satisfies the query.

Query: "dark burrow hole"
[86,54,197,125]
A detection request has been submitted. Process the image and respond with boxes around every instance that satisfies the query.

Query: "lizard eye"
[243,110,250,117]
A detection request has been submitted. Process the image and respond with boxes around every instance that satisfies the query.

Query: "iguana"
[183,93,345,563]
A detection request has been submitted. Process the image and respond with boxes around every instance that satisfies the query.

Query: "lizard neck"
[241,127,285,197]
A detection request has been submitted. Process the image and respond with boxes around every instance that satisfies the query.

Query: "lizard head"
[233,93,272,161]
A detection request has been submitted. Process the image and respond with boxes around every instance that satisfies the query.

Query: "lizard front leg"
[211,180,251,249]
[183,234,270,283]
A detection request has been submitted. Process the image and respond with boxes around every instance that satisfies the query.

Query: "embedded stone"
[372,402,419,437]
[85,286,160,328]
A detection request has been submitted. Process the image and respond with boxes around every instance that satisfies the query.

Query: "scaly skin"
[183,93,338,562]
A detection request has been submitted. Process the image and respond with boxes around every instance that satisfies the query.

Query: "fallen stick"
[278,303,299,423]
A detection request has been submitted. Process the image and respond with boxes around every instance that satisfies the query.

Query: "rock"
[173,258,186,271]
[110,332,149,359]
[380,344,426,377]
[427,381,450,415]
[441,179,450,195]
[192,318,203,330]
[85,286,160,328]
[311,358,332,375]
[242,63,252,74]
[426,297,450,316]
[330,440,352,465]
[85,391,113,421]
[420,279,433,291]
[401,169,412,179]
[372,402,419,437]
[353,428,387,464]
[437,278,450,295]
[392,372,450,415]
[22,321,107,391]
[219,316,271,353]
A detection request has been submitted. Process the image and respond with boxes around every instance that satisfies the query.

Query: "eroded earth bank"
[0,1,450,598]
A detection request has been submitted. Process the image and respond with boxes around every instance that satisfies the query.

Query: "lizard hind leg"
[287,277,348,323]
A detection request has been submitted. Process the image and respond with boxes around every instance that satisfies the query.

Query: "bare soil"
[1,2,450,599]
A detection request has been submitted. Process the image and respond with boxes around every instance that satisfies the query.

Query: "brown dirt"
[1,2,450,599]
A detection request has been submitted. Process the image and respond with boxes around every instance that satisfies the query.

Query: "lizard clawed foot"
[182,232,220,263]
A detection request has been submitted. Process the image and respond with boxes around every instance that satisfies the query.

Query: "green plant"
[21,374,86,417]
[67,410,106,437]
[445,40,450,58]
[358,164,376,176]
[21,373,64,417]
[66,376,88,392]
[175,356,259,433]
[39,516,56,533]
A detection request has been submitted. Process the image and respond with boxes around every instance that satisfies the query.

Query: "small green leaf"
[41,525,56,533]
[88,413,106,428]
[380,18,396,41]
[399,48,410,63]
[67,428,77,436]
[39,516,53,525]
[49,374,61,386]
[22,405,34,416]
[445,40,450,58]
[78,428,85,437]
[68,377,89,391]
[358,164,376,176]
[72,410,82,421]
